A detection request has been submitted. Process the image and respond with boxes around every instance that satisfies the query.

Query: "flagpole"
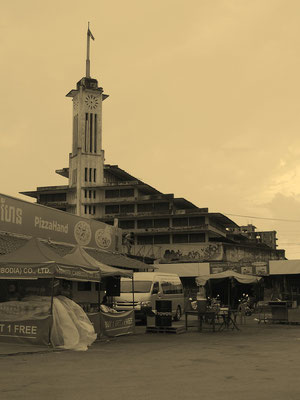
[86,22,91,78]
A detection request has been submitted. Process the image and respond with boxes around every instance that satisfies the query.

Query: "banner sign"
[0,193,122,252]
[210,261,269,276]
[100,310,135,337]
[0,263,100,282]
[0,316,51,345]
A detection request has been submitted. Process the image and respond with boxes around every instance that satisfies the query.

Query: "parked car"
[113,272,184,322]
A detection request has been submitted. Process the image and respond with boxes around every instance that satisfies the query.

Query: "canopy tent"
[62,246,133,278]
[196,270,262,286]
[87,248,150,271]
[196,270,262,308]
[0,237,100,282]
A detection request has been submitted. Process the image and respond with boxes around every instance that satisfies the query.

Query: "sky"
[1,0,300,258]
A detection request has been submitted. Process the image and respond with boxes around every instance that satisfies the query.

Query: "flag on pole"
[88,27,95,40]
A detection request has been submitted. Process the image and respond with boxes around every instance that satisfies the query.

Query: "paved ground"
[1,316,300,400]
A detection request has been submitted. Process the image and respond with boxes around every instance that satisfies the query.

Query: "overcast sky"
[1,0,300,258]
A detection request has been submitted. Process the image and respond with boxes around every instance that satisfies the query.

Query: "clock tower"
[66,25,108,216]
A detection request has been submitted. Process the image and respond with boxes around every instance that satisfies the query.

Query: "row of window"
[136,233,206,245]
[104,202,171,215]
[84,205,96,215]
[105,189,135,198]
[84,189,96,199]
[105,204,134,214]
[39,193,67,203]
[118,217,206,229]
[84,168,96,183]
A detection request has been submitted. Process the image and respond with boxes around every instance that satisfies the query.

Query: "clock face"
[85,94,99,111]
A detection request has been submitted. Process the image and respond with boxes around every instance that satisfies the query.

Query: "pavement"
[1,315,300,400]
[0,313,286,356]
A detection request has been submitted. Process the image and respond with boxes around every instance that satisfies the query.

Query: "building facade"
[21,29,285,266]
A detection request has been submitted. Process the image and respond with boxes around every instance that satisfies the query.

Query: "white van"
[113,272,184,321]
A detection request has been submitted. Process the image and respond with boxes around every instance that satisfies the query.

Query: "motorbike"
[238,293,253,316]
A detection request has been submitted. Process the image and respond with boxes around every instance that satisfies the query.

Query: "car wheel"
[174,306,181,321]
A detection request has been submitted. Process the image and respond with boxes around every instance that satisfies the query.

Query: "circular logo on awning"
[95,229,112,249]
[74,221,92,246]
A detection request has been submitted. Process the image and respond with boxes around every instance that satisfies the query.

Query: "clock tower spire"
[86,22,95,78]
[66,24,109,217]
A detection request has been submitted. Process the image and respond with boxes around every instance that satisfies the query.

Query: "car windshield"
[121,281,152,293]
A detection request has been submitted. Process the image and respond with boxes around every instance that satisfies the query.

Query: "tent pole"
[132,275,135,309]
[48,276,55,346]
[228,279,230,308]
[98,278,101,311]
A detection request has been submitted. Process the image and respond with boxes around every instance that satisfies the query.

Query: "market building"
[21,26,285,270]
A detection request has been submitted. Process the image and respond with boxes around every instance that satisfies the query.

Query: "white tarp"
[51,296,97,351]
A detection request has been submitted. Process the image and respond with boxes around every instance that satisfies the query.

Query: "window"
[154,235,170,244]
[85,168,88,182]
[153,202,169,211]
[89,168,92,182]
[137,203,153,212]
[120,204,134,214]
[89,205,92,214]
[84,190,87,198]
[161,280,183,294]
[119,188,134,198]
[153,219,169,228]
[173,234,189,243]
[89,190,92,199]
[90,114,93,153]
[84,205,87,214]
[94,168,96,182]
[94,114,97,153]
[105,205,120,214]
[39,193,67,203]
[84,113,88,152]
[93,191,96,199]
[152,282,159,294]
[119,220,135,229]
[77,282,91,291]
[189,233,205,243]
[137,235,153,245]
[105,190,120,199]
[121,281,152,293]
[189,217,205,226]
[173,218,188,227]
[93,206,96,215]
[137,219,153,229]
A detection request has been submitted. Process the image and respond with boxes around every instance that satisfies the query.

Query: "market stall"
[0,237,101,349]
[61,245,135,338]
[196,270,262,309]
